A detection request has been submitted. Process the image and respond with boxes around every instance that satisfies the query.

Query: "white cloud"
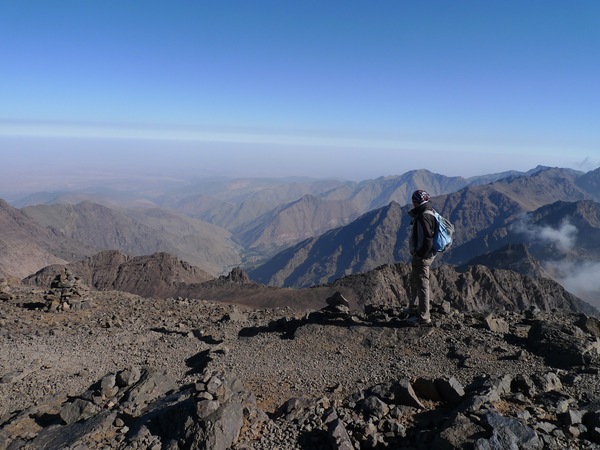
[515,217,577,254]
[514,216,600,308]
[537,220,578,253]
[544,260,600,310]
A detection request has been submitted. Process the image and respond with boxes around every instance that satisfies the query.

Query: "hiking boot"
[406,315,431,325]
[400,306,417,319]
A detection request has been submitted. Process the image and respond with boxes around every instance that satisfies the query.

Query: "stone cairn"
[0,278,13,301]
[44,268,90,312]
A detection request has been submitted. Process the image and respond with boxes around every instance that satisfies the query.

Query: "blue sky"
[1,1,599,194]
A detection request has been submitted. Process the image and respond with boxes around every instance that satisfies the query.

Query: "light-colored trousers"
[410,254,436,321]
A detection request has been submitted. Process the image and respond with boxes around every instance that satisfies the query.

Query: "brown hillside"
[22,201,241,275]
[249,201,407,288]
[23,250,214,299]
[321,169,468,211]
[234,194,361,254]
[0,199,93,279]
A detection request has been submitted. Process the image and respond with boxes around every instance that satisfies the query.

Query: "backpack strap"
[421,209,438,234]
[422,209,437,219]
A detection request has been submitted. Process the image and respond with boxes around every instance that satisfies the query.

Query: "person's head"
[411,190,430,207]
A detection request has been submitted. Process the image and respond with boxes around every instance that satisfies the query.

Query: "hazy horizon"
[1,2,599,196]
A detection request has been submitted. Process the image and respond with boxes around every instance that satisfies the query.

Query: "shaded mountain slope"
[472,199,600,261]
[464,243,549,279]
[22,201,240,275]
[233,194,362,254]
[438,167,591,264]
[526,199,600,250]
[0,199,94,279]
[23,250,214,299]
[249,201,410,288]
[431,199,600,308]
[248,167,598,289]
[455,199,600,305]
[576,166,600,201]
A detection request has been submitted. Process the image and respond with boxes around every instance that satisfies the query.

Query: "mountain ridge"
[0,199,93,279]
[3,166,600,309]
[249,167,600,294]
[21,201,241,275]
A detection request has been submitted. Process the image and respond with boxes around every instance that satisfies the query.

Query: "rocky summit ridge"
[1,262,600,449]
[21,249,597,317]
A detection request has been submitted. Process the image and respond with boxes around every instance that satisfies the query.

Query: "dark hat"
[412,190,430,206]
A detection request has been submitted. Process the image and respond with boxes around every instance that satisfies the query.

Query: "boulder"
[484,314,510,334]
[29,411,117,449]
[512,374,537,398]
[188,394,244,450]
[433,412,486,450]
[59,398,99,425]
[121,369,178,415]
[476,411,543,450]
[322,291,351,316]
[576,315,600,338]
[413,377,442,402]
[325,411,354,450]
[527,320,600,368]
[358,396,389,419]
[435,376,465,404]
[367,379,425,409]
[533,372,563,393]
[116,366,142,387]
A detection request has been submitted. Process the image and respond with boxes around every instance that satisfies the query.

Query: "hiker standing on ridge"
[407,189,437,324]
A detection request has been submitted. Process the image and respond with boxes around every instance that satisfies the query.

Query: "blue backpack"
[424,210,454,252]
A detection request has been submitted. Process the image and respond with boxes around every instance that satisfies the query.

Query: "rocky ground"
[1,277,600,449]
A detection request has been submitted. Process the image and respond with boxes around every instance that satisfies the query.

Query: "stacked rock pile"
[43,268,90,312]
[0,278,14,301]
[322,291,351,317]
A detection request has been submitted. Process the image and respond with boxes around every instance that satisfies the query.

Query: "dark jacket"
[409,201,437,258]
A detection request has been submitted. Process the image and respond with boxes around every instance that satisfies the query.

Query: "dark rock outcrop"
[23,250,214,298]
[328,263,598,317]
[527,320,600,368]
